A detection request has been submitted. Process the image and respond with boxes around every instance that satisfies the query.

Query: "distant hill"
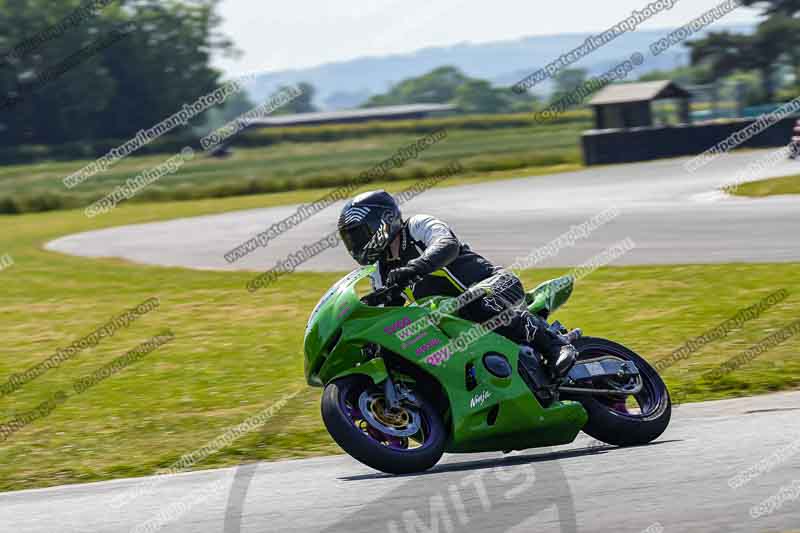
[247,24,754,110]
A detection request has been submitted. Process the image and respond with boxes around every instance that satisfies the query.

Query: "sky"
[212,0,763,77]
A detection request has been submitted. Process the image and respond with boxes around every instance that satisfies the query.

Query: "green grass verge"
[0,190,798,492]
[733,173,800,197]
[0,122,584,214]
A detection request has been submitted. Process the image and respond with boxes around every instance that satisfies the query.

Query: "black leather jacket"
[370,214,499,302]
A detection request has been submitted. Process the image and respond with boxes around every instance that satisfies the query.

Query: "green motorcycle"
[304,266,671,474]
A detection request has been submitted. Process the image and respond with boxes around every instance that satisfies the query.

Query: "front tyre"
[565,337,671,447]
[321,375,447,474]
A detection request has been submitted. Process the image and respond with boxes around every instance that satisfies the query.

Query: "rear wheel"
[563,337,671,446]
[321,375,447,474]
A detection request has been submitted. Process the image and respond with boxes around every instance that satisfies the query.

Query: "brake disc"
[358,390,421,438]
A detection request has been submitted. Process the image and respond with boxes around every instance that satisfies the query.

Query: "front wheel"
[321,375,447,474]
[563,337,671,447]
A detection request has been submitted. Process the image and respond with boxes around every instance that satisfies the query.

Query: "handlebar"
[360,275,424,307]
[361,284,405,307]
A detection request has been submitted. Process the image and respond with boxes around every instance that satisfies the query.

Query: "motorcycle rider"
[337,190,579,378]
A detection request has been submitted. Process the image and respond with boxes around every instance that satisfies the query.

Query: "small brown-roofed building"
[587,80,692,130]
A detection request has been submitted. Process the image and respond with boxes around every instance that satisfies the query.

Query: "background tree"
[362,66,469,107]
[273,81,317,114]
[549,68,588,105]
[0,0,235,146]
[362,66,537,113]
[453,79,508,114]
[739,0,800,15]
[687,3,800,102]
[687,32,749,83]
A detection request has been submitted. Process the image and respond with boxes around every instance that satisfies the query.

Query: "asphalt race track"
[46,150,800,271]
[2,392,800,532]
[30,151,800,533]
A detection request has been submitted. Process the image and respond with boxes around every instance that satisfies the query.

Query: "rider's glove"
[386,266,419,288]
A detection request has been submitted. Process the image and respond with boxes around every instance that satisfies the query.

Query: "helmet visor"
[340,217,386,265]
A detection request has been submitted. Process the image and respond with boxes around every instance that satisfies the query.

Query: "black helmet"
[338,190,403,265]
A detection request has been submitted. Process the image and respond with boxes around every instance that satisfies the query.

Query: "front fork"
[383,365,420,409]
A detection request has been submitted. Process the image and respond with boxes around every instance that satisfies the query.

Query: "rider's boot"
[547,328,582,379]
[551,344,578,379]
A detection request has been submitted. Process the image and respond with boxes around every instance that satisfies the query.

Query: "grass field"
[0,186,798,492]
[0,122,584,214]
[733,173,800,197]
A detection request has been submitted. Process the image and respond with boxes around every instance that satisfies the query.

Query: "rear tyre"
[321,375,447,474]
[564,337,671,447]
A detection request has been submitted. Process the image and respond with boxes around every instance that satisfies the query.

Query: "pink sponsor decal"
[416,338,442,356]
[401,332,428,350]
[426,346,453,366]
[384,317,411,335]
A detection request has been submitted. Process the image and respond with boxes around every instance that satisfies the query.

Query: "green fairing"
[304,267,587,454]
